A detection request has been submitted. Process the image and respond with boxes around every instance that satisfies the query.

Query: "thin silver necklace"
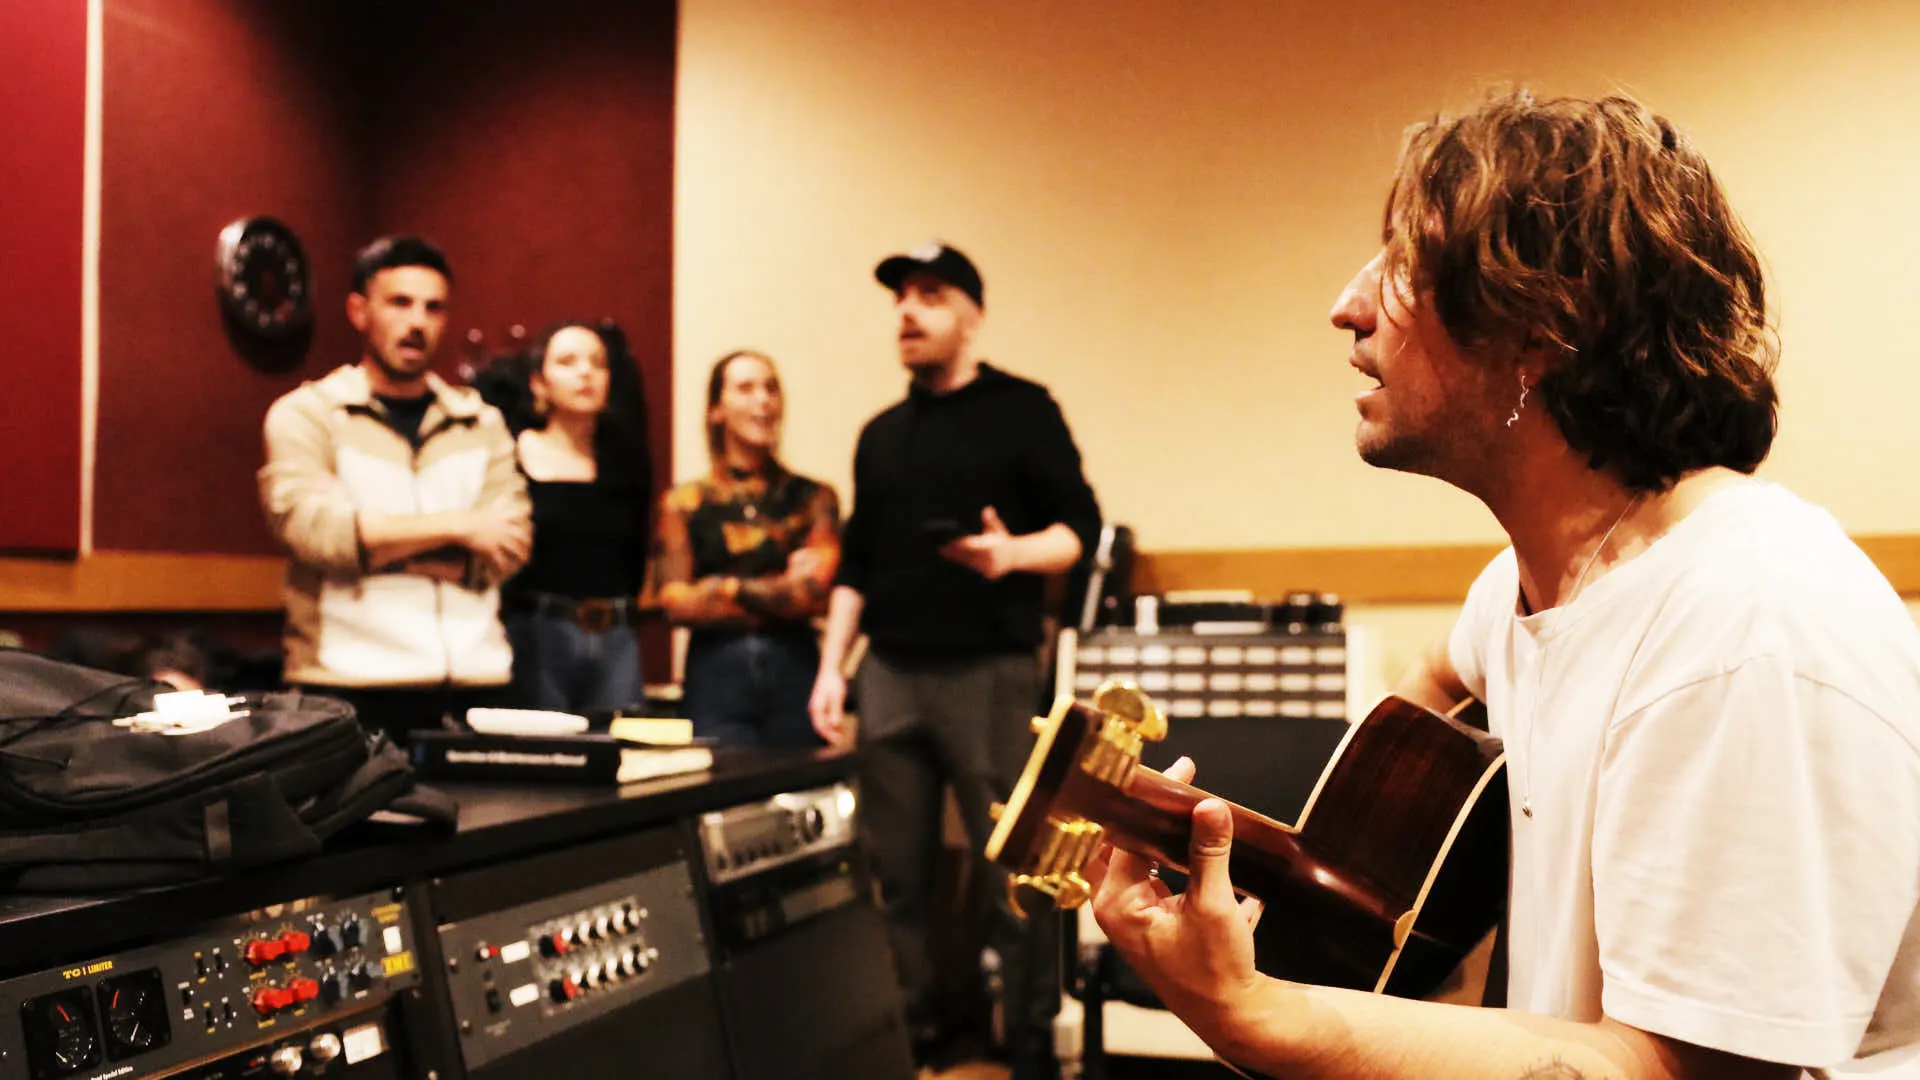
[1520,492,1643,819]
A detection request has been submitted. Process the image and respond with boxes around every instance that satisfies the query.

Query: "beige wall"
[1345,599,1920,715]
[675,0,1920,554]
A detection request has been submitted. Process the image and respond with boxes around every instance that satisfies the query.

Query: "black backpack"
[0,649,456,891]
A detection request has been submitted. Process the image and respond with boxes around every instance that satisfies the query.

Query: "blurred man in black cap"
[811,242,1102,1077]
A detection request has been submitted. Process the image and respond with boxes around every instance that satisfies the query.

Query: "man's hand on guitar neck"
[1081,761,1798,1080]
[1084,755,1266,1021]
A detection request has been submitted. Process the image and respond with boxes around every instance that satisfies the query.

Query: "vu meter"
[20,987,101,1080]
[98,968,172,1059]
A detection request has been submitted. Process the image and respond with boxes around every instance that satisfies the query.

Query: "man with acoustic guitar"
[1086,91,1920,1079]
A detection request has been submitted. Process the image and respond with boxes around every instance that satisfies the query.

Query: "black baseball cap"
[874,242,985,310]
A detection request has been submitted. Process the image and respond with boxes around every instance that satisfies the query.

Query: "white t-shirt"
[1448,480,1920,1073]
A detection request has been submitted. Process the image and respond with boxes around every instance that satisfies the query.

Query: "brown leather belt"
[503,591,640,633]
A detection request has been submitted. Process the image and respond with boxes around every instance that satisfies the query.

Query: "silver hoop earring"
[1505,373,1531,428]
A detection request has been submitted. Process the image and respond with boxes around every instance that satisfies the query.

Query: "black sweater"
[835,364,1102,663]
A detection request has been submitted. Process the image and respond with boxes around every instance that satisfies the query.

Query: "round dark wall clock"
[216,216,313,340]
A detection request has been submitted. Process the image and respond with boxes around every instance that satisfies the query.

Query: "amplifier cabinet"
[695,783,916,1080]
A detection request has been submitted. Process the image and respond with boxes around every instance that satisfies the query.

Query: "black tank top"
[510,475,645,600]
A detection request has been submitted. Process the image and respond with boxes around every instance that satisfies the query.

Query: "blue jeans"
[504,613,644,713]
[682,629,824,748]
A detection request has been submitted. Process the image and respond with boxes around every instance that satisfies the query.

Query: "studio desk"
[0,748,918,1080]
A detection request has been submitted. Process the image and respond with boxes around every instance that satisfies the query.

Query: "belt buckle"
[576,599,618,633]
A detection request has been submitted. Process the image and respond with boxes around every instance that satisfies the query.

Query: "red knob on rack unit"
[251,986,295,1015]
[278,931,311,955]
[288,977,320,1003]
[245,938,288,966]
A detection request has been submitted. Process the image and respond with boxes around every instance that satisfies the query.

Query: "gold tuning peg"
[989,801,1006,822]
[1004,818,1106,918]
[1008,872,1091,918]
[1030,714,1048,734]
[1092,681,1167,742]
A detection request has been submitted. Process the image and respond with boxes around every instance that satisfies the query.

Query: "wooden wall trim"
[1135,545,1505,606]
[1854,537,1920,600]
[0,551,285,612]
[8,535,1920,613]
[1139,533,1920,605]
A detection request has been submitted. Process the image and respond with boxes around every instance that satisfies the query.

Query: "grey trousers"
[856,650,1061,1054]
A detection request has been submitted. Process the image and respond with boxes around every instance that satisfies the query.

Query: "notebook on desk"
[408,731,713,785]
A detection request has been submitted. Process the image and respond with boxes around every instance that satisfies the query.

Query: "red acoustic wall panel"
[91,0,369,554]
[90,0,676,555]
[0,3,88,554]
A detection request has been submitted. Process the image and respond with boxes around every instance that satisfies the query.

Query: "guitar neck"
[1064,763,1414,940]
[988,692,1507,1002]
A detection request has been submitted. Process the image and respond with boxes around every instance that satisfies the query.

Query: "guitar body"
[986,693,1508,998]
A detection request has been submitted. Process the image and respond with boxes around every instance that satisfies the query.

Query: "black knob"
[340,918,367,950]
[320,972,350,1004]
[310,926,343,958]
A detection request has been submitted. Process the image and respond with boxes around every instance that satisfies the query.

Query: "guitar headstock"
[984,680,1168,909]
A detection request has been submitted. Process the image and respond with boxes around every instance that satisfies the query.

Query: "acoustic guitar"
[984,681,1508,1000]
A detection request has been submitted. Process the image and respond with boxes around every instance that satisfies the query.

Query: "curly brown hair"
[1382,90,1779,492]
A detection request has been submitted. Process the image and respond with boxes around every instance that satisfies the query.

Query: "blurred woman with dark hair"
[651,350,839,747]
[499,320,654,713]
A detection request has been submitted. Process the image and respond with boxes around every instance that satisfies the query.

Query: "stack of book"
[409,713,714,785]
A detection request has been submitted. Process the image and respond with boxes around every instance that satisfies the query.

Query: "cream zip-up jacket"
[259,364,529,688]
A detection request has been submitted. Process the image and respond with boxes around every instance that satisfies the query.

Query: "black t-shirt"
[375,393,434,446]
[510,474,647,601]
[834,363,1102,662]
